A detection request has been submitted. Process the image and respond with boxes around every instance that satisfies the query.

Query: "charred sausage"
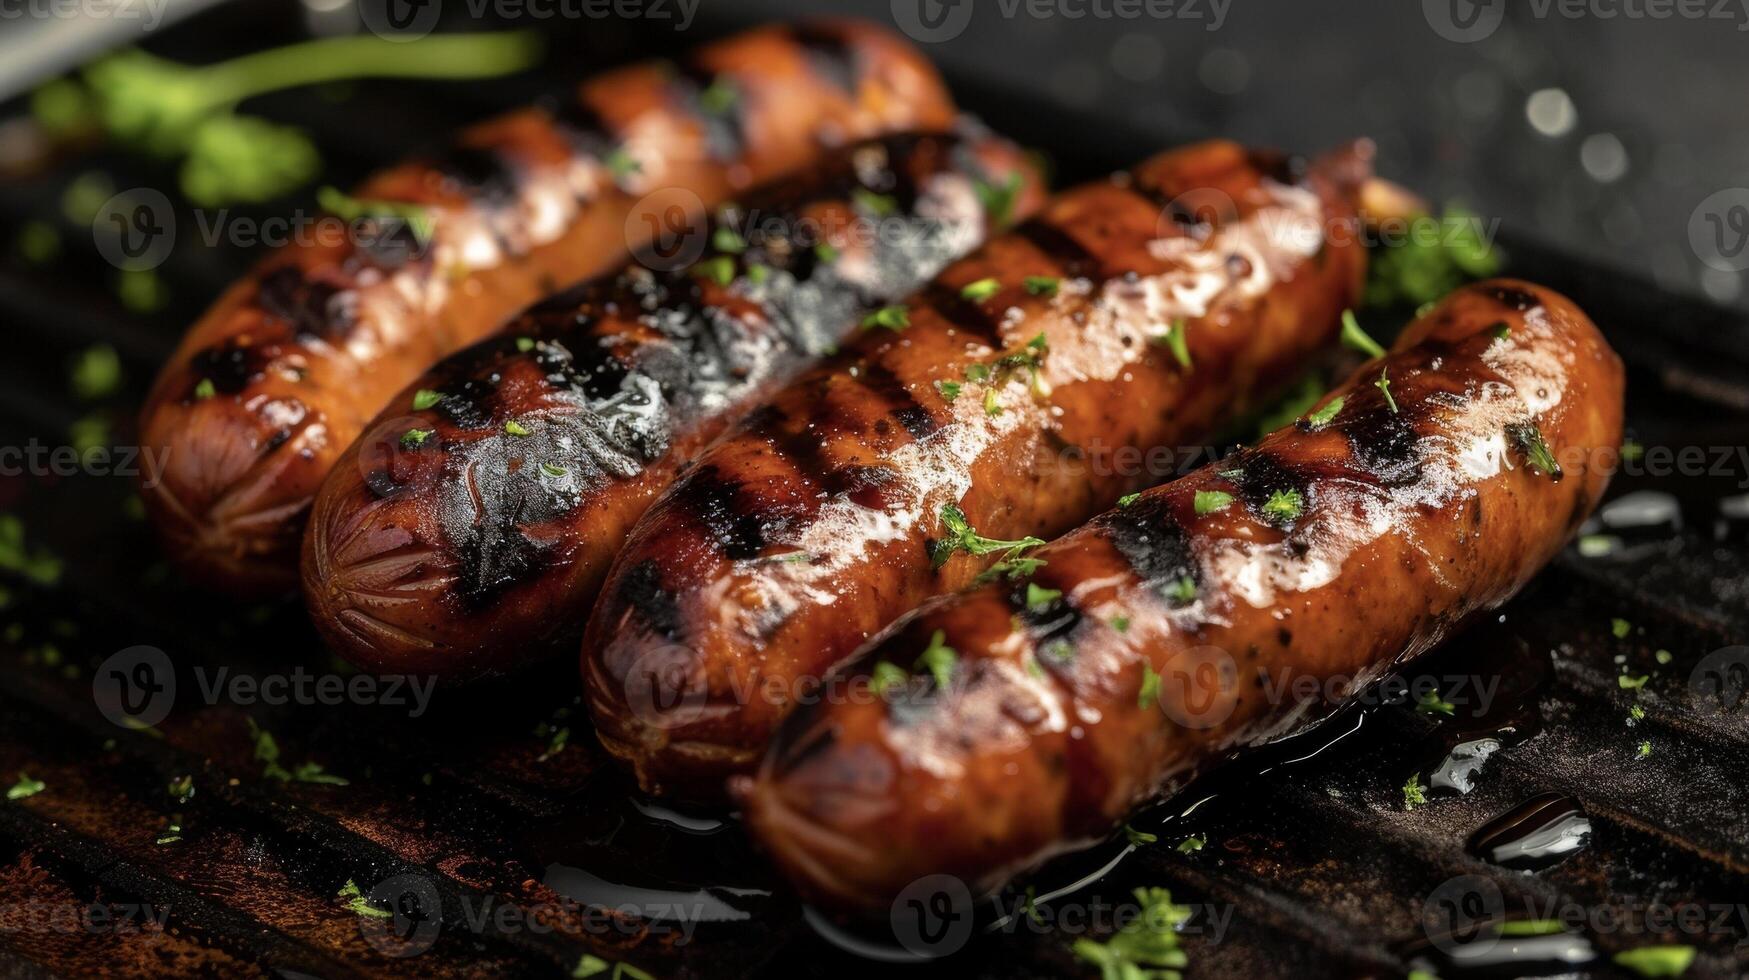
[737,279,1625,914]
[302,129,1044,679]
[138,20,957,594]
[582,139,1376,798]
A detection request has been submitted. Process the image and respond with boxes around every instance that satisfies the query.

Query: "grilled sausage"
[302,130,1044,679]
[736,279,1625,914]
[138,20,957,594]
[582,139,1377,798]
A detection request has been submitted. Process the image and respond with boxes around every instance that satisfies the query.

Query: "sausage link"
[138,20,956,594]
[582,139,1375,798]
[302,130,1044,679]
[737,279,1625,914]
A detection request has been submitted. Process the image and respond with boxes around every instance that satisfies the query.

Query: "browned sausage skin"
[737,279,1625,915]
[138,21,957,594]
[302,130,1045,679]
[582,139,1375,798]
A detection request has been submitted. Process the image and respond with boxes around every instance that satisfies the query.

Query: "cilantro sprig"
[929,503,1044,569]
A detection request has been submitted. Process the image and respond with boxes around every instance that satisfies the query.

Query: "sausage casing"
[582,140,1375,797]
[138,20,957,593]
[738,279,1625,913]
[302,130,1044,678]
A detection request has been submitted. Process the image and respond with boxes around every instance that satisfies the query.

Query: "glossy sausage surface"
[303,130,1044,678]
[738,279,1625,913]
[139,20,957,594]
[583,139,1375,797]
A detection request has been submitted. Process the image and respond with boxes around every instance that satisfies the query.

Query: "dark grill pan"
[1,4,1745,977]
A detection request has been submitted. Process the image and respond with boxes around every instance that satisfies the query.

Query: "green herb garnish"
[193,378,216,400]
[1612,945,1696,977]
[974,172,1023,227]
[1305,396,1344,429]
[871,661,909,696]
[1118,492,1141,508]
[861,305,910,331]
[691,255,736,287]
[1340,309,1386,359]
[696,76,737,115]
[930,504,1045,569]
[412,389,442,410]
[1612,617,1632,639]
[1138,663,1160,707]
[1193,490,1233,515]
[1403,773,1427,811]
[915,630,958,691]
[1177,835,1206,854]
[1619,674,1649,691]
[1025,582,1061,611]
[504,420,532,437]
[6,773,45,801]
[1071,887,1190,980]
[1416,690,1456,717]
[1261,488,1303,523]
[1123,823,1157,847]
[399,428,432,448]
[813,241,840,264]
[960,277,1001,302]
[935,379,962,402]
[1508,422,1561,479]
[1023,275,1060,297]
[71,345,122,400]
[1375,368,1398,413]
[711,226,747,254]
[337,879,393,919]
[317,186,433,243]
[1156,317,1192,369]
[851,187,896,217]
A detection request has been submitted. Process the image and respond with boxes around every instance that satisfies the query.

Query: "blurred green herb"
[1365,204,1501,308]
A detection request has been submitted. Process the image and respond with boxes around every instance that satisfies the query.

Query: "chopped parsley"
[974,172,1023,227]
[1176,835,1206,854]
[1023,275,1060,297]
[696,76,738,115]
[711,226,747,254]
[1629,704,1646,722]
[935,379,962,402]
[603,147,640,182]
[504,420,532,437]
[399,428,432,448]
[193,378,216,400]
[851,187,897,217]
[337,879,393,919]
[1620,439,1645,462]
[1071,887,1190,980]
[1403,773,1427,811]
[1498,919,1569,937]
[1611,945,1696,977]
[6,773,45,801]
[155,822,183,845]
[1165,576,1196,605]
[930,504,1045,568]
[984,388,1002,416]
[1193,490,1234,515]
[168,774,194,803]
[1137,663,1160,707]
[540,462,567,478]
[1340,309,1386,359]
[746,263,769,284]
[1123,823,1158,847]
[1416,690,1456,717]
[691,255,735,287]
[1156,317,1192,369]
[1489,321,1512,342]
[976,556,1046,583]
[1508,422,1562,479]
[248,719,348,786]
[1636,740,1652,760]
[1118,492,1141,508]
[915,630,957,691]
[1611,617,1632,639]
[71,344,122,399]
[1655,649,1673,665]
[1261,488,1303,524]
[573,954,657,980]
[411,389,442,410]
[1025,582,1062,611]
[515,336,535,352]
[1304,396,1344,429]
[1619,674,1649,691]
[861,305,910,331]
[871,660,909,696]
[960,277,1001,302]
[813,241,840,264]
[317,187,433,243]
[1375,368,1398,413]
[1578,534,1621,557]
[1109,615,1130,633]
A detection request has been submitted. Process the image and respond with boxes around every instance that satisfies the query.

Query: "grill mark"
[920,281,1004,348]
[431,146,521,210]
[617,558,682,639]
[1483,283,1542,313]
[1006,577,1085,651]
[258,266,354,341]
[547,96,616,161]
[188,340,274,397]
[1100,500,1197,597]
[854,360,940,440]
[744,403,852,500]
[673,58,747,162]
[1012,220,1099,279]
[675,464,770,560]
[787,23,860,97]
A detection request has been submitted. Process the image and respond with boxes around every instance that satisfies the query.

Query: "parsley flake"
[1193,490,1233,515]
[1340,309,1386,359]
[960,277,1001,302]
